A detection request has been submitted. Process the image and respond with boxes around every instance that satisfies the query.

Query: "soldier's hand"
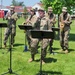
[22,22,26,25]
[14,18,17,21]
[8,17,10,19]
[64,21,68,24]
[50,21,53,23]
[37,17,41,21]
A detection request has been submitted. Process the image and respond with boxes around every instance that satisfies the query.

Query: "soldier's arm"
[31,16,39,27]
[52,14,56,24]
[47,19,52,30]
[64,14,72,25]
[67,14,72,25]
[14,13,18,21]
[49,14,56,24]
[23,15,31,25]
[5,12,11,20]
[59,14,62,26]
[59,14,61,22]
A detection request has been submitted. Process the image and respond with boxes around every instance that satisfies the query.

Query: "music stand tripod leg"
[0,28,2,49]
[23,32,28,52]
[39,39,43,75]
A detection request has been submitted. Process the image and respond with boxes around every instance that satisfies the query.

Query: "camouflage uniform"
[47,7,56,53]
[4,6,18,47]
[59,7,72,53]
[24,9,38,49]
[29,8,49,62]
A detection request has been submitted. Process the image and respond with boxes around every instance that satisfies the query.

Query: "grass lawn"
[0,18,75,75]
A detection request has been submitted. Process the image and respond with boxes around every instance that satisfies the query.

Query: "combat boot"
[28,54,34,62]
[3,43,7,48]
[42,60,45,64]
[11,44,13,48]
[41,56,45,64]
[60,46,65,53]
[50,47,53,54]
[64,50,68,54]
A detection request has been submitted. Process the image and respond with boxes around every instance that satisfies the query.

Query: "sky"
[0,0,40,6]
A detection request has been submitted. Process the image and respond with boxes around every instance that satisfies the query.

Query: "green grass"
[0,18,75,75]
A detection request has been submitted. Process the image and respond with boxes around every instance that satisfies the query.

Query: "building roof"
[6,6,24,13]
[0,2,43,13]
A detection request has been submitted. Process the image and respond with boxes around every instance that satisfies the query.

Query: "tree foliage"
[11,0,25,6]
[41,0,75,14]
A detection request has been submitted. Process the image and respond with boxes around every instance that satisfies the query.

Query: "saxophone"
[60,14,69,32]
[60,21,64,32]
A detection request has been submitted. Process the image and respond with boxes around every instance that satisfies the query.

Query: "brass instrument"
[60,22,64,31]
[23,21,32,33]
[22,15,32,33]
[60,14,69,32]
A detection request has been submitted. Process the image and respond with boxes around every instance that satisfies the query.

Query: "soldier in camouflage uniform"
[59,7,72,53]
[4,6,18,47]
[47,7,56,54]
[23,8,37,50]
[29,8,50,64]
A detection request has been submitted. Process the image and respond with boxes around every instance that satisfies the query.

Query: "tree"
[41,0,75,14]
[11,0,25,6]
[23,6,28,19]
[41,0,63,14]
[18,2,25,6]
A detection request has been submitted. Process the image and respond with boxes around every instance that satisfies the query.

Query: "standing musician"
[47,7,56,54]
[28,8,50,64]
[59,7,72,53]
[4,6,18,48]
[23,8,37,50]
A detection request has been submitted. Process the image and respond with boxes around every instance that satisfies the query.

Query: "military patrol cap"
[10,5,15,10]
[48,7,53,11]
[62,7,67,12]
[38,8,44,12]
[30,8,35,12]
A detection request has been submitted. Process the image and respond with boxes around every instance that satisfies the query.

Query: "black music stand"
[0,23,7,48]
[30,30,54,75]
[52,27,60,32]
[1,23,18,75]
[18,25,33,52]
[49,27,60,54]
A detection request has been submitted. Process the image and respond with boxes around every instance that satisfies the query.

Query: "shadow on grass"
[1,70,18,75]
[35,57,57,63]
[14,43,24,47]
[47,47,60,51]
[69,33,75,41]
[69,48,75,52]
[36,70,62,75]
[52,47,60,50]
[45,57,57,63]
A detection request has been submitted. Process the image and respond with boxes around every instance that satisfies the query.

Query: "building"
[32,3,43,10]
[6,6,24,13]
